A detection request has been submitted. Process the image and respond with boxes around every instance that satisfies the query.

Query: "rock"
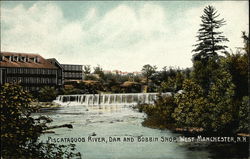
[46,124,73,130]
[42,130,55,133]
[36,116,53,123]
[91,132,97,136]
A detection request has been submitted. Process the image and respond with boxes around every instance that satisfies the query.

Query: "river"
[36,104,249,159]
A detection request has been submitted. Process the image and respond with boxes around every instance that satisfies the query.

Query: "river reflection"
[37,105,249,159]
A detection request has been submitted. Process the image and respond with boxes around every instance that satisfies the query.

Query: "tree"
[159,72,184,93]
[0,83,81,158]
[83,65,91,77]
[192,5,229,62]
[174,63,236,133]
[173,79,209,128]
[38,86,58,102]
[137,94,177,129]
[192,6,228,94]
[93,65,103,74]
[141,64,157,92]
[192,58,220,94]
[206,68,235,133]
[154,94,177,125]
[93,65,105,80]
[241,31,249,55]
[223,32,249,133]
[237,96,250,133]
[83,65,92,80]
[224,52,248,100]
[241,31,249,98]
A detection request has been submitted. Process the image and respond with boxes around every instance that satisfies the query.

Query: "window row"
[6,68,58,75]
[6,77,57,84]
[64,72,82,78]
[62,65,82,71]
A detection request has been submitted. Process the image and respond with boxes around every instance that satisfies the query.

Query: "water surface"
[37,104,248,159]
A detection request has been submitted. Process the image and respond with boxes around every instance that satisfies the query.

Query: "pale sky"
[1,1,249,72]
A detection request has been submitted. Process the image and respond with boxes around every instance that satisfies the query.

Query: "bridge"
[55,92,171,106]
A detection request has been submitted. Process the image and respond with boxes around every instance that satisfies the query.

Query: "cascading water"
[55,93,171,106]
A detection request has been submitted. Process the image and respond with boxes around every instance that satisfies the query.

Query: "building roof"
[0,52,58,69]
[47,58,64,69]
[61,64,83,66]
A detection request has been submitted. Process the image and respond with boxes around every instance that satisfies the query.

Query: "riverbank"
[141,115,250,137]
[142,116,203,134]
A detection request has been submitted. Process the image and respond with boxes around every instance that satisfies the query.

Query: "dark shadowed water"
[36,104,249,159]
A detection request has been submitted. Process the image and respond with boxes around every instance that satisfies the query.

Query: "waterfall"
[55,92,171,106]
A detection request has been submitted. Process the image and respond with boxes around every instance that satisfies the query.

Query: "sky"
[1,1,249,72]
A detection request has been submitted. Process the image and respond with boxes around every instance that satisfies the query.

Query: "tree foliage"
[154,94,177,124]
[83,65,91,75]
[137,94,177,128]
[237,96,250,133]
[192,5,228,62]
[38,86,58,102]
[223,52,248,100]
[0,83,81,158]
[160,71,185,93]
[173,79,209,128]
[192,5,229,95]
[93,65,105,80]
[141,64,157,83]
[83,65,91,80]
[141,64,157,92]
[192,58,220,94]
[206,67,235,132]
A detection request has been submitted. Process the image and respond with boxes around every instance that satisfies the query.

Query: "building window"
[20,68,23,74]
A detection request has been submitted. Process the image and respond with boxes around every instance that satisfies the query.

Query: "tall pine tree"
[192,5,229,94]
[192,5,229,62]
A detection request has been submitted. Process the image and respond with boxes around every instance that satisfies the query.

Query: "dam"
[55,92,172,106]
